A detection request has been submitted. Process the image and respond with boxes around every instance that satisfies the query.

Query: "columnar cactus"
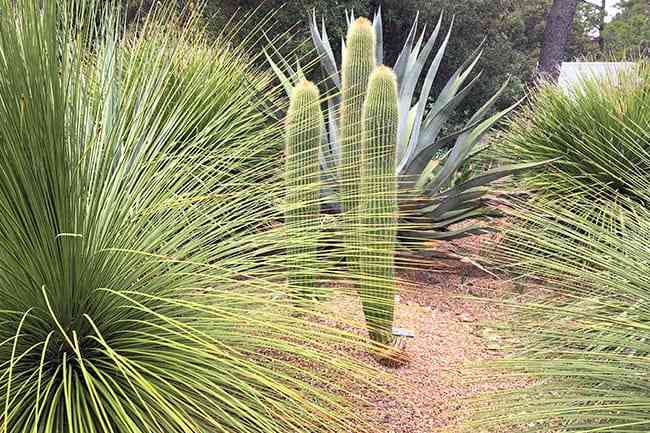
[360,66,399,346]
[285,80,323,300]
[340,17,376,273]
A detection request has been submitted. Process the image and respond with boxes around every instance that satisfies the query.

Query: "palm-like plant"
[268,10,539,249]
[0,2,384,431]
[465,65,650,432]
[494,62,650,211]
[468,179,650,431]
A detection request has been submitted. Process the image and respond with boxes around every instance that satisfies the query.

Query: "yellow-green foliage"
[285,80,323,300]
[359,66,399,346]
[340,17,376,273]
[0,2,388,432]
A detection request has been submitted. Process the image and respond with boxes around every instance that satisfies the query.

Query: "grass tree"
[494,62,650,211]
[0,1,386,431]
[469,183,650,431]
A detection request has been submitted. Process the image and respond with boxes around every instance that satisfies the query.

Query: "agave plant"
[268,9,540,249]
[0,2,386,431]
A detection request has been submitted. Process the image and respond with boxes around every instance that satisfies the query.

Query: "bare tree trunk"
[598,0,607,51]
[538,0,579,81]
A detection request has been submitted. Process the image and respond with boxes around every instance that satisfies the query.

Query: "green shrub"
[469,183,650,432]
[467,63,650,433]
[0,2,383,431]
[496,62,650,209]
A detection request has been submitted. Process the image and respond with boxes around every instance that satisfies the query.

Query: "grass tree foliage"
[0,1,389,431]
[470,184,650,432]
[468,67,650,431]
[495,62,650,209]
[268,9,539,251]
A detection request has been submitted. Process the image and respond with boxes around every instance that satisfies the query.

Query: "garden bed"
[322,233,531,432]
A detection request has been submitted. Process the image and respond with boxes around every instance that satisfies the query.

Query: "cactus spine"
[285,80,323,300]
[360,66,399,346]
[340,17,376,274]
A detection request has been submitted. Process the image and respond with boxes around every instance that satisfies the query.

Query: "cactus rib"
[285,80,323,300]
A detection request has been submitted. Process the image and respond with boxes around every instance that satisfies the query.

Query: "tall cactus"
[285,80,323,301]
[340,17,376,274]
[359,66,399,346]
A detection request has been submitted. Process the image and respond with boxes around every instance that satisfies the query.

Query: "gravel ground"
[323,233,531,432]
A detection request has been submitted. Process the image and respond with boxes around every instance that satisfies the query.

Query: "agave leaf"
[325,93,341,169]
[430,42,484,116]
[372,7,383,66]
[414,154,447,191]
[264,50,295,96]
[294,58,307,82]
[309,11,340,88]
[432,204,487,221]
[405,70,504,184]
[429,187,491,219]
[444,160,556,195]
[345,9,355,26]
[320,124,338,177]
[400,224,490,242]
[427,207,501,229]
[419,72,482,145]
[424,103,518,194]
[467,76,511,126]
[397,18,453,175]
[403,76,483,183]
[393,11,419,85]
[396,14,443,164]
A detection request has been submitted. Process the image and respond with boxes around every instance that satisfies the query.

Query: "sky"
[584,0,621,21]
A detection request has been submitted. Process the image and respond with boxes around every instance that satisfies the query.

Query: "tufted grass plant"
[0,1,389,432]
[495,62,650,213]
[468,172,650,431]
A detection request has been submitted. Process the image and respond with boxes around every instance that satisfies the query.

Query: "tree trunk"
[538,0,580,81]
[598,0,607,51]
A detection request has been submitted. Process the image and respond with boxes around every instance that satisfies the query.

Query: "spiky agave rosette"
[267,10,545,254]
[0,2,389,432]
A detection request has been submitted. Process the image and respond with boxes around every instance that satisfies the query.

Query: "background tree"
[603,0,650,57]
[538,0,580,80]
[125,1,607,122]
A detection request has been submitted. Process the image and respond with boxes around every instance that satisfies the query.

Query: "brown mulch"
[323,232,532,433]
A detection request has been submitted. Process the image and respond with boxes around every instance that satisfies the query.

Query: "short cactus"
[284,80,323,300]
[359,66,399,346]
[340,17,376,275]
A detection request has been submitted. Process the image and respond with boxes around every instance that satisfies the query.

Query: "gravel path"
[324,234,530,432]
